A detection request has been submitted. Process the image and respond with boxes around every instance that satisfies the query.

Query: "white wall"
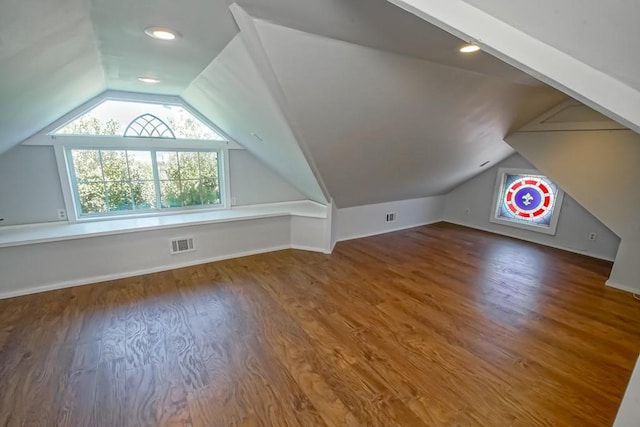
[329,200,339,251]
[444,153,620,261]
[0,214,331,299]
[290,215,331,254]
[229,150,305,206]
[507,131,639,237]
[0,145,65,225]
[0,146,305,227]
[336,196,444,241]
[615,355,640,427]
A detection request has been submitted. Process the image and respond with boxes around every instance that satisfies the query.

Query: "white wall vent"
[170,237,195,254]
[386,213,397,222]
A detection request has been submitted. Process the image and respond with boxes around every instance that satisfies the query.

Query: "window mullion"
[177,151,183,207]
[151,150,161,211]
[197,152,204,206]
[65,148,83,221]
[125,151,136,211]
[98,150,109,212]
[67,146,222,219]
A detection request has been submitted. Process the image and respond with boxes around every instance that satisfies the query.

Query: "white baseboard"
[290,244,332,254]
[605,280,640,295]
[444,220,616,262]
[0,244,291,300]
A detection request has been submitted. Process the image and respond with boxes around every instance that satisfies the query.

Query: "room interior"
[0,0,639,425]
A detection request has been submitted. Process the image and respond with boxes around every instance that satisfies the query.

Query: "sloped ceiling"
[183,35,327,203]
[0,0,105,155]
[0,0,579,207]
[235,0,541,86]
[253,21,564,207]
[387,0,640,135]
[460,0,640,92]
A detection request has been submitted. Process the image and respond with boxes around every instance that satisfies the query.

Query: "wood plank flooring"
[1,222,639,426]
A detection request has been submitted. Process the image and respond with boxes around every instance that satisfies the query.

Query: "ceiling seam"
[229,3,332,205]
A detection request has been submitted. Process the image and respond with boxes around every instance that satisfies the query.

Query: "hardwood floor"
[1,222,639,426]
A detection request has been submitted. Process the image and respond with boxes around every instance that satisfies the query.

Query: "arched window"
[124,113,176,138]
[48,97,229,218]
[490,168,565,235]
[54,99,226,141]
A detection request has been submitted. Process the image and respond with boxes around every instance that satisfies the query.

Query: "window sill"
[0,201,327,248]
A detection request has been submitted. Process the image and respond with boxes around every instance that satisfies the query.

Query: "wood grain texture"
[0,222,639,426]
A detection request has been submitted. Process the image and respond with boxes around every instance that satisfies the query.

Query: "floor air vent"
[170,237,195,254]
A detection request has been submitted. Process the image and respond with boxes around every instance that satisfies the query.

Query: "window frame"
[489,167,565,235]
[47,92,227,140]
[23,91,241,223]
[65,145,228,220]
[47,135,230,224]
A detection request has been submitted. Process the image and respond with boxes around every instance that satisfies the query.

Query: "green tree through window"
[71,149,220,215]
[57,116,120,136]
[157,151,219,208]
[65,117,221,216]
[55,100,226,140]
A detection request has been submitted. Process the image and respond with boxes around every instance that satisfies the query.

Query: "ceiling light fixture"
[460,43,480,53]
[137,76,160,84]
[144,27,180,41]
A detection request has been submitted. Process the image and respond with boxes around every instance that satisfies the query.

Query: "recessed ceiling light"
[460,43,480,53]
[137,76,160,84]
[144,27,180,41]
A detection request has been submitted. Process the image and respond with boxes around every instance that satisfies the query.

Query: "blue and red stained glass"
[496,173,558,227]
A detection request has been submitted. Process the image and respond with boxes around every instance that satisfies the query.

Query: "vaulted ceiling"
[387,0,640,134]
[460,0,640,92]
[1,0,631,207]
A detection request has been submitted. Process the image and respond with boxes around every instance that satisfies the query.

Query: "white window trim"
[22,90,244,150]
[26,133,244,150]
[34,90,242,224]
[30,90,232,141]
[55,145,231,223]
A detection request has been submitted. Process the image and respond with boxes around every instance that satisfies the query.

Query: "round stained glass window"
[503,176,554,220]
